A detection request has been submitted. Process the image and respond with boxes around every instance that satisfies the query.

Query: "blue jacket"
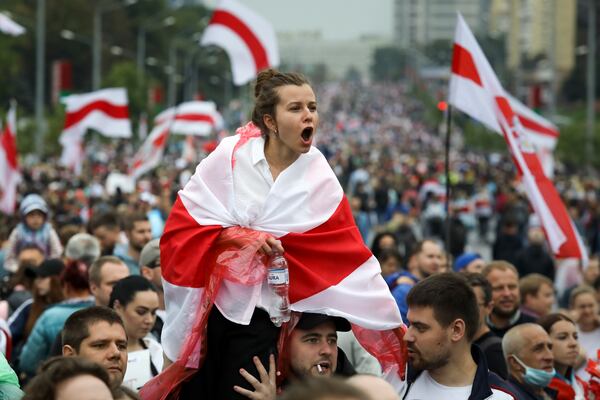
[386,271,419,323]
[113,244,140,275]
[18,298,93,376]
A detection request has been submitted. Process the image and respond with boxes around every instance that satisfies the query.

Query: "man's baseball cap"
[295,313,351,332]
[139,238,160,268]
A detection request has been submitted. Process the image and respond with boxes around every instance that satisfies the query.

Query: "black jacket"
[507,376,557,400]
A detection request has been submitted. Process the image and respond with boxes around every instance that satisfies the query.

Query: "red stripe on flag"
[161,197,224,288]
[281,197,372,303]
[517,114,559,139]
[64,101,129,129]
[175,114,215,124]
[210,10,270,72]
[451,44,483,86]
[1,126,17,170]
[152,129,169,147]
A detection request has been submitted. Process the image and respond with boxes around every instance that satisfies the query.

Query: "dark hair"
[464,272,492,304]
[593,275,600,291]
[122,212,149,232]
[22,356,114,400]
[88,211,120,232]
[60,260,90,292]
[370,232,398,260]
[538,312,575,334]
[89,256,126,285]
[279,377,369,400]
[62,306,125,351]
[407,272,479,341]
[519,273,553,299]
[109,275,157,308]
[251,69,310,137]
[378,248,402,265]
[406,239,438,261]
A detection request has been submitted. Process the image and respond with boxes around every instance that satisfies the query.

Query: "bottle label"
[268,268,289,285]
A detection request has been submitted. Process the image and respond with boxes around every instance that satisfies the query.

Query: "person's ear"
[62,345,77,356]
[140,266,151,281]
[263,114,277,133]
[113,299,124,312]
[508,355,523,373]
[89,282,99,296]
[450,319,466,342]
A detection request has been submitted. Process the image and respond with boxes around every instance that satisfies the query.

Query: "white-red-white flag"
[142,123,405,398]
[449,13,587,263]
[449,28,559,178]
[0,102,19,214]
[0,13,25,36]
[201,0,279,85]
[59,88,132,173]
[170,101,223,136]
[61,88,132,139]
[129,108,175,179]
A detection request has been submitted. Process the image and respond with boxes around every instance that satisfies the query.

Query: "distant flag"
[0,101,19,214]
[59,88,132,173]
[129,108,175,179]
[448,33,559,178]
[170,101,223,136]
[201,0,279,85]
[448,13,588,264]
[0,13,25,36]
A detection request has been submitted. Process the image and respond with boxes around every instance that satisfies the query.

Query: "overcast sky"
[204,0,394,41]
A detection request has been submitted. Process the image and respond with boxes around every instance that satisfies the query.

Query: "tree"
[370,46,408,82]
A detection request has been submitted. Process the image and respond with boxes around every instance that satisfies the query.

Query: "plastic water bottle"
[267,250,290,327]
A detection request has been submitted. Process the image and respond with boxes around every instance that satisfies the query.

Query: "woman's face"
[549,320,580,367]
[380,256,399,277]
[116,290,159,341]
[573,293,599,325]
[34,277,51,296]
[266,84,318,156]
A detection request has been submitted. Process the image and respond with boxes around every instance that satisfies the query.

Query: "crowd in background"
[0,80,598,399]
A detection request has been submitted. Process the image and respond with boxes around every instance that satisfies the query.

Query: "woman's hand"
[261,237,284,256]
[233,354,277,400]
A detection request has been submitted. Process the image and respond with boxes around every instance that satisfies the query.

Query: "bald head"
[502,323,539,360]
[346,375,399,400]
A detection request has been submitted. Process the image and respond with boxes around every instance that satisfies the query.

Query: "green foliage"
[554,106,600,169]
[370,46,408,82]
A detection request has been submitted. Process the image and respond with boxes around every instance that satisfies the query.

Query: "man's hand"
[233,354,277,400]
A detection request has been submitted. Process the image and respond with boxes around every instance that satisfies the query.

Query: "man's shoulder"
[487,372,518,400]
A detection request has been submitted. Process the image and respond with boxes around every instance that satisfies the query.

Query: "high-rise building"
[394,0,488,48]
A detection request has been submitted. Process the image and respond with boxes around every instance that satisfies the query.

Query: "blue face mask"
[512,355,555,387]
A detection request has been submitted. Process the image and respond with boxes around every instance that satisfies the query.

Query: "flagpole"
[444,105,453,255]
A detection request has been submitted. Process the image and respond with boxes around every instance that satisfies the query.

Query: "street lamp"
[136,15,176,77]
[92,0,138,90]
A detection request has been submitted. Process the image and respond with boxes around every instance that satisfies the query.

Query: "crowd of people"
[0,71,598,400]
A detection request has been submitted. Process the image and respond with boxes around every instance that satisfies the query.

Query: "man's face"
[127,221,152,252]
[404,306,452,371]
[64,321,128,388]
[413,241,442,278]
[510,325,554,377]
[91,262,130,307]
[288,321,338,379]
[487,268,520,318]
[92,225,120,253]
[524,283,555,317]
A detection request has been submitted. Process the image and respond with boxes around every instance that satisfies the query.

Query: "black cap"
[35,259,65,278]
[295,313,351,332]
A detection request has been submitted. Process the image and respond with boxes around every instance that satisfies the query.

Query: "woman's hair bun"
[254,68,279,98]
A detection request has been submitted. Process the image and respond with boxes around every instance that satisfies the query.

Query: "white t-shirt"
[404,370,472,400]
[576,326,600,379]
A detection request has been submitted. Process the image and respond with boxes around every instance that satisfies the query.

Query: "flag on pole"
[170,101,223,136]
[201,0,279,85]
[59,88,132,173]
[449,30,559,178]
[0,101,19,214]
[138,112,148,141]
[449,13,587,263]
[129,108,175,179]
[0,13,25,36]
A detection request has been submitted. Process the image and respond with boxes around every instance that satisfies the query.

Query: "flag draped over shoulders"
[151,123,405,398]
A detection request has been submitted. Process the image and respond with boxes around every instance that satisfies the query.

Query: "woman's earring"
[273,129,279,138]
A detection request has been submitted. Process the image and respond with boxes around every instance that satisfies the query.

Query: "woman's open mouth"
[301,127,313,144]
